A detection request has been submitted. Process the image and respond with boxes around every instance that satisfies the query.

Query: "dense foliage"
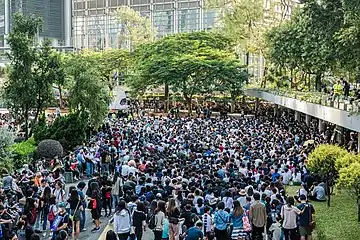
[37,139,64,160]
[8,137,36,169]
[266,0,360,89]
[34,113,88,150]
[130,31,248,112]
[307,144,347,206]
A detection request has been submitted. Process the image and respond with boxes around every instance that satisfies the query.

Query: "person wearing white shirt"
[121,164,129,177]
[222,191,234,211]
[282,169,292,185]
[237,190,247,207]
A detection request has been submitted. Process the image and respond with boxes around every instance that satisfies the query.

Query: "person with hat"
[237,189,247,207]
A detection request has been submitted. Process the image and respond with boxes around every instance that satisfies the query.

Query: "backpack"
[148,214,156,230]
[48,205,56,222]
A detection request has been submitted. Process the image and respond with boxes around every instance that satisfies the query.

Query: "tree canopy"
[265,0,360,89]
[4,13,62,138]
[130,31,248,111]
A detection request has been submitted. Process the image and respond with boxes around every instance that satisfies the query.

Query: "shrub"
[37,139,64,160]
[34,113,89,150]
[307,144,348,206]
[0,128,15,172]
[335,153,360,171]
[8,137,36,169]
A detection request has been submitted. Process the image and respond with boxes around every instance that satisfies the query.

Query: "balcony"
[244,88,360,132]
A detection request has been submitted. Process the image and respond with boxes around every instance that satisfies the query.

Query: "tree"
[81,49,130,90]
[213,60,248,112]
[64,53,112,128]
[5,13,63,138]
[4,13,41,139]
[115,6,157,51]
[266,0,344,91]
[0,127,15,173]
[337,162,360,221]
[131,32,245,112]
[335,152,360,171]
[307,144,347,206]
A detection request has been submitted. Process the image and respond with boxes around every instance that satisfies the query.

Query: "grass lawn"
[285,186,360,240]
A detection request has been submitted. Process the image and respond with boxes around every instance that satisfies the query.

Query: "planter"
[327,100,334,107]
[339,102,345,110]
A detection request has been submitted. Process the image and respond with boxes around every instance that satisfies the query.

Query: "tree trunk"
[246,52,250,84]
[290,68,293,89]
[255,98,260,115]
[58,85,63,109]
[231,98,236,113]
[358,198,360,222]
[186,97,192,114]
[24,109,29,140]
[164,83,169,113]
[326,177,331,207]
[315,73,322,92]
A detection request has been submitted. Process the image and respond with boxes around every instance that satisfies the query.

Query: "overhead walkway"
[245,88,360,149]
[245,88,360,132]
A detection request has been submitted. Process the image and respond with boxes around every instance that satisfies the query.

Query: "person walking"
[76,182,87,232]
[153,201,166,240]
[297,195,315,240]
[132,202,146,240]
[249,193,267,240]
[214,202,229,240]
[167,198,180,240]
[113,201,131,240]
[230,200,247,240]
[281,196,305,240]
[67,189,82,240]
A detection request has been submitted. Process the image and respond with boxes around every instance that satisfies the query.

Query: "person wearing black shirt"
[52,202,69,240]
[67,189,82,240]
[86,173,101,197]
[132,202,147,240]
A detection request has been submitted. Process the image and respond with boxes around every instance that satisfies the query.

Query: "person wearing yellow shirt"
[333,80,343,101]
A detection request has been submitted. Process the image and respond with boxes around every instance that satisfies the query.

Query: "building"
[0,0,72,48]
[72,0,218,49]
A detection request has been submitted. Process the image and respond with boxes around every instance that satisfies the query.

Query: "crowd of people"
[0,107,335,240]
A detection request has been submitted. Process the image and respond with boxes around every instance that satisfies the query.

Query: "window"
[74,1,85,10]
[110,0,119,7]
[178,8,199,32]
[154,10,174,35]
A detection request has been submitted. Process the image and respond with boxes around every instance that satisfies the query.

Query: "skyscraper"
[0,0,72,48]
[72,0,218,49]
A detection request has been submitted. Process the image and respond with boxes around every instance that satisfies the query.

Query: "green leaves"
[130,31,247,106]
[115,6,157,50]
[4,13,62,138]
[307,144,348,175]
[63,52,112,128]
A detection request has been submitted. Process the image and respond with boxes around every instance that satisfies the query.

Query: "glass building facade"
[72,0,218,49]
[0,0,70,48]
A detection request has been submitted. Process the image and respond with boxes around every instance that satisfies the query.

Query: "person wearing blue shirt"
[185,221,204,240]
[230,200,248,240]
[272,169,280,182]
[214,202,230,240]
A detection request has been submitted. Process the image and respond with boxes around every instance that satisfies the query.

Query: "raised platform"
[245,89,360,132]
